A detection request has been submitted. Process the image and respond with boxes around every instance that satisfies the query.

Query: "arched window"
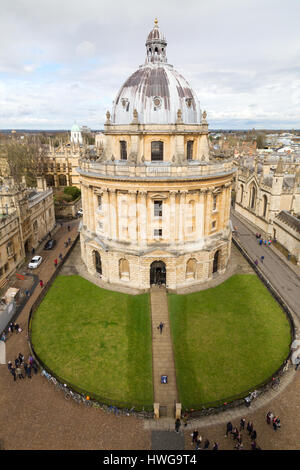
[46,174,55,187]
[187,141,194,160]
[240,184,244,203]
[120,141,127,160]
[119,258,130,280]
[186,258,197,279]
[93,251,102,275]
[250,185,256,210]
[262,195,268,218]
[58,174,67,186]
[151,141,164,161]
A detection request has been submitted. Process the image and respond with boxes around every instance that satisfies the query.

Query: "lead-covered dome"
[111,20,201,125]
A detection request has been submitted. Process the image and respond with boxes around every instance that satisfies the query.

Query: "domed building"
[78,20,236,291]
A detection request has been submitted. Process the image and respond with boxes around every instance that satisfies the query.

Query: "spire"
[275,156,284,175]
[145,19,167,64]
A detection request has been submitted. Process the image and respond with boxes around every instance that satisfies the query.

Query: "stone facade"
[273,211,300,264]
[79,21,235,291]
[235,156,300,236]
[0,177,55,288]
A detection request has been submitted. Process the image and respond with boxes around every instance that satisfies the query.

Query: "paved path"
[150,286,178,417]
[231,210,300,328]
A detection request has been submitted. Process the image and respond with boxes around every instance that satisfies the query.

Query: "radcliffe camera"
[0,0,299,454]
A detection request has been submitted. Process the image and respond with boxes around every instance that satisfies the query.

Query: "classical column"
[197,189,205,238]
[138,190,147,245]
[102,188,110,238]
[128,190,137,243]
[178,190,187,243]
[109,189,117,240]
[169,191,177,245]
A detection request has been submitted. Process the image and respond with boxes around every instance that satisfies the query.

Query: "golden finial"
[154,18,158,25]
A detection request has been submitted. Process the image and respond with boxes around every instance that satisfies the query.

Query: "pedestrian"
[7,361,13,371]
[31,359,38,374]
[195,435,202,450]
[175,418,181,433]
[251,440,257,450]
[192,429,198,444]
[240,418,245,431]
[14,323,19,332]
[16,366,24,379]
[1,331,6,342]
[68,225,71,232]
[259,239,263,246]
[28,355,34,365]
[203,439,210,449]
[183,412,188,427]
[68,237,71,245]
[54,259,58,268]
[266,411,273,424]
[247,421,253,436]
[260,255,264,263]
[254,259,258,266]
[10,366,16,381]
[225,421,233,437]
[158,322,164,334]
[14,357,19,368]
[212,441,219,450]
[273,416,280,430]
[250,430,257,441]
[264,240,267,246]
[25,362,32,379]
[39,280,44,288]
[295,356,300,371]
[232,427,239,440]
[25,289,30,298]
[18,353,24,365]
[59,253,63,262]
[32,247,35,255]
[235,441,243,450]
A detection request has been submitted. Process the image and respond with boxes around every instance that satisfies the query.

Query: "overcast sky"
[0,0,299,130]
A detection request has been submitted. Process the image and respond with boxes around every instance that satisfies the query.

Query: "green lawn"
[168,274,291,408]
[31,275,153,408]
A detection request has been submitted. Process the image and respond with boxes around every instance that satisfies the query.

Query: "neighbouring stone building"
[235,155,300,236]
[273,211,300,264]
[78,20,236,291]
[0,176,55,289]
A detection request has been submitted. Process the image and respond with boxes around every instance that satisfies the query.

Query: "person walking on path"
[39,280,44,288]
[10,366,16,381]
[18,353,24,365]
[260,255,264,263]
[203,439,210,449]
[240,418,245,431]
[24,362,32,379]
[266,411,273,425]
[54,258,58,268]
[16,366,24,379]
[212,442,219,450]
[247,421,254,436]
[195,435,202,450]
[225,421,233,437]
[158,322,164,334]
[175,418,181,433]
[192,429,198,444]
[59,253,63,263]
[251,429,257,441]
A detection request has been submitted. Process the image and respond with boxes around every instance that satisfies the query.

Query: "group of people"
[190,429,218,451]
[266,411,281,431]
[7,353,38,381]
[225,419,261,450]
[8,322,22,334]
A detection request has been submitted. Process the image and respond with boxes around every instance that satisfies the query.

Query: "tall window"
[212,194,217,211]
[151,141,164,161]
[97,195,102,210]
[120,141,127,160]
[154,200,163,217]
[187,141,194,160]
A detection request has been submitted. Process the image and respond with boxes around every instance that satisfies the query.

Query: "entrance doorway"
[213,250,220,274]
[150,261,166,286]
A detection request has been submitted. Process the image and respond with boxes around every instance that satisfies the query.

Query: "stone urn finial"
[106,110,111,124]
[176,109,182,123]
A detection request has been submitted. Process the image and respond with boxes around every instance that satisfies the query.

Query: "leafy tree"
[63,186,81,200]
